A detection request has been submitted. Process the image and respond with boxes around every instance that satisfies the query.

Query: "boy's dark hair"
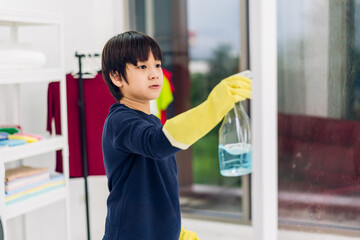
[101,31,163,101]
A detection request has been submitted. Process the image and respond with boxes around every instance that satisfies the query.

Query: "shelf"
[0,8,70,239]
[5,186,66,219]
[0,136,66,163]
[0,68,63,85]
[0,8,61,26]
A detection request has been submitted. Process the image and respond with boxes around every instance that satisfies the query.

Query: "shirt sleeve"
[108,111,181,159]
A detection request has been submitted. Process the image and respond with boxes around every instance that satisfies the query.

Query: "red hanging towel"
[47,73,116,177]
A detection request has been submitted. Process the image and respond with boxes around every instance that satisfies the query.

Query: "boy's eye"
[138,65,147,69]
[156,64,162,68]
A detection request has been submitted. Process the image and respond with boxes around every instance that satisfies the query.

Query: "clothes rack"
[74,51,100,240]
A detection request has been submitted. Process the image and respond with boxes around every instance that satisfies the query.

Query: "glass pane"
[182,0,243,219]
[278,0,360,234]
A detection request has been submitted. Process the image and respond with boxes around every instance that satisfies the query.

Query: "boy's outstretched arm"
[163,72,252,150]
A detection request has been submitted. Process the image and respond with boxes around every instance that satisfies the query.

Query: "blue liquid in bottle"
[218,143,252,176]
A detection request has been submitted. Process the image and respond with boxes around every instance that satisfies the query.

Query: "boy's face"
[119,52,163,103]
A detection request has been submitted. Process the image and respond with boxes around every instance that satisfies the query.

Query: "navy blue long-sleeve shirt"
[102,103,181,240]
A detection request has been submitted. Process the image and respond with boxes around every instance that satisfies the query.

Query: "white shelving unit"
[0,8,70,240]
[0,68,64,84]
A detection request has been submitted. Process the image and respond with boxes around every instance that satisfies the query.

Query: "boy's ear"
[109,71,123,88]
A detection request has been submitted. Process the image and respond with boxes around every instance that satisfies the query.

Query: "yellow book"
[8,134,38,143]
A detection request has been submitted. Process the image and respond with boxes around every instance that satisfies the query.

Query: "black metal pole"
[75,52,91,240]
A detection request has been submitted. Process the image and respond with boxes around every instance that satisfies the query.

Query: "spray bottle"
[218,70,252,176]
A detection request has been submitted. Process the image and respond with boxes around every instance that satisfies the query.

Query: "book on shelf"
[4,166,65,205]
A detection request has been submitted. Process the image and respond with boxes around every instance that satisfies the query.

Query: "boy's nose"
[148,72,159,80]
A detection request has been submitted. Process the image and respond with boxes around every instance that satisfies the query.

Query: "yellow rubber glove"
[179,226,200,240]
[163,71,252,150]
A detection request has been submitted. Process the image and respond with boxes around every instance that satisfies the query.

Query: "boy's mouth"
[149,84,160,89]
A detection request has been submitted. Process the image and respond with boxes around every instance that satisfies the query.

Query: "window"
[127,0,360,238]
[277,0,360,235]
[128,0,247,221]
[182,0,244,220]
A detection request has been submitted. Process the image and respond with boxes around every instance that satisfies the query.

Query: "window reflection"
[278,0,360,233]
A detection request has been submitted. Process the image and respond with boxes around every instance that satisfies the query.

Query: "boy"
[101,31,251,240]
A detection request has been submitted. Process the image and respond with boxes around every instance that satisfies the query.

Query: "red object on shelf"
[47,73,116,177]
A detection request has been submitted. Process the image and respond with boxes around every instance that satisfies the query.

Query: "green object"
[0,128,20,135]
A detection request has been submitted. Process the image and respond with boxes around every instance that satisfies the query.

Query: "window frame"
[249,0,278,239]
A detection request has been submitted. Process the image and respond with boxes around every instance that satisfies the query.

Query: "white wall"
[0,0,126,239]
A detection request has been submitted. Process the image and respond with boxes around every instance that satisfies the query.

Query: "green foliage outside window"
[190,44,242,188]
